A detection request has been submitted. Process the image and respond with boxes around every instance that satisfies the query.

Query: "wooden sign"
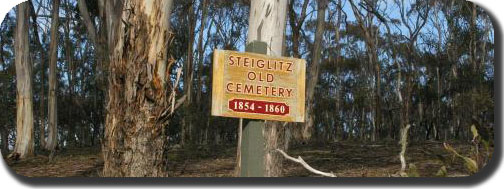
[211,50,306,122]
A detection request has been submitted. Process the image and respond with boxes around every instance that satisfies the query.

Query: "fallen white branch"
[276,149,336,177]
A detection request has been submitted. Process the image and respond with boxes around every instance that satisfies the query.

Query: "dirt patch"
[6,148,103,177]
[3,141,490,177]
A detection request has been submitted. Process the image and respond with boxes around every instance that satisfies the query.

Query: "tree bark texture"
[12,2,34,159]
[28,0,47,149]
[102,0,174,177]
[247,0,288,177]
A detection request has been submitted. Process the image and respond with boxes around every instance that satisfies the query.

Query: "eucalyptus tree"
[102,0,176,177]
[11,2,34,159]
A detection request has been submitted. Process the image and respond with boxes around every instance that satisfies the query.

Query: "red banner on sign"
[228,99,290,116]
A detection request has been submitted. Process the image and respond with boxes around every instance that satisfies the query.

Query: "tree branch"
[77,0,99,48]
[276,149,336,177]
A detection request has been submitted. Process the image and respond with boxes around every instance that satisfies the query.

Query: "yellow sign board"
[211,50,306,122]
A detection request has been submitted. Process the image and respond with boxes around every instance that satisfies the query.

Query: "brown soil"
[5,148,103,177]
[4,141,490,177]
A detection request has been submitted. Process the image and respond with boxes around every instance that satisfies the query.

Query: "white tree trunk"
[399,124,411,176]
[11,2,34,159]
[46,0,60,151]
[247,0,288,177]
[247,0,287,57]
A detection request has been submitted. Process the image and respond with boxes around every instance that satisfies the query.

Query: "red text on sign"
[228,99,290,116]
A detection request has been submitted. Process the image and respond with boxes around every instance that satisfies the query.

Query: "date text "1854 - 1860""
[228,99,289,116]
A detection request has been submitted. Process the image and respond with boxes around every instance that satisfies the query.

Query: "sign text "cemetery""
[212,50,306,122]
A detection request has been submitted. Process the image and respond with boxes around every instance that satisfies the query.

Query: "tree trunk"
[102,0,174,177]
[247,0,288,177]
[11,2,34,159]
[288,0,309,58]
[195,0,209,106]
[304,0,327,140]
[78,0,109,92]
[79,0,108,146]
[182,1,196,146]
[333,0,343,141]
[46,0,60,152]
[436,66,441,139]
[63,0,76,147]
[469,3,479,126]
[39,45,46,150]
[28,0,47,149]
[374,52,381,142]
[77,0,103,54]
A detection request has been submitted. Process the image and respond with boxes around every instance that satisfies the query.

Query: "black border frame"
[0,0,501,187]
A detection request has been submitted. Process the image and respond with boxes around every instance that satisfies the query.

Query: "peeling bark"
[102,0,174,177]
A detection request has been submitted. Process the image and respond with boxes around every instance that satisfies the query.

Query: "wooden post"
[238,40,268,177]
[241,121,265,177]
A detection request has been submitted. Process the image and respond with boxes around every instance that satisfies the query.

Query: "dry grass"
[4,141,489,177]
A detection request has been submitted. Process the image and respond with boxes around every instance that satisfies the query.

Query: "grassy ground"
[3,141,490,177]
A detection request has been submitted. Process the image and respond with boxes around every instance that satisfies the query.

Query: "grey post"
[240,40,268,177]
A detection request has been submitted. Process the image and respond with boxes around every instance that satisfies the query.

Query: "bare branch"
[276,149,336,177]
[171,67,183,114]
